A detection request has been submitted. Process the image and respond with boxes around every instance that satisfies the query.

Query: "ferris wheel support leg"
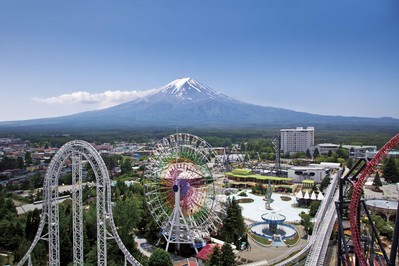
[166,206,178,252]
[178,206,198,254]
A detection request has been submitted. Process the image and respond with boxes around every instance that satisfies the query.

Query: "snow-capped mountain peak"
[160,77,231,102]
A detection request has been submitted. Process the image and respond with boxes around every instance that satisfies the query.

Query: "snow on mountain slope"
[159,77,233,101]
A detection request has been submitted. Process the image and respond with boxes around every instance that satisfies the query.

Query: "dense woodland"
[0,181,150,265]
[1,126,397,149]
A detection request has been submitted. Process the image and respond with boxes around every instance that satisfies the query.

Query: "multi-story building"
[316,143,340,156]
[341,145,377,158]
[287,162,340,183]
[280,127,314,155]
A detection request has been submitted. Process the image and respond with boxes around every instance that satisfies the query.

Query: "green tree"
[383,157,399,183]
[101,154,122,170]
[113,197,143,248]
[319,176,331,192]
[148,248,173,266]
[0,156,19,171]
[309,201,321,217]
[17,157,25,169]
[336,147,349,159]
[219,197,245,243]
[346,158,354,169]
[371,215,394,240]
[0,194,17,219]
[373,172,382,188]
[139,197,161,242]
[25,208,41,241]
[313,149,320,158]
[220,243,236,266]
[207,245,222,266]
[0,219,24,250]
[120,158,133,175]
[58,201,73,266]
[311,182,318,193]
[31,172,44,188]
[85,163,95,181]
[203,136,232,147]
[25,151,32,166]
[299,212,313,236]
[13,238,31,263]
[58,173,72,185]
[13,239,47,265]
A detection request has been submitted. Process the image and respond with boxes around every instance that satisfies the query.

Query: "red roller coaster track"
[349,133,399,265]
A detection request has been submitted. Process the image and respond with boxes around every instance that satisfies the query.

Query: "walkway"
[236,232,307,265]
[134,236,153,257]
[234,191,308,223]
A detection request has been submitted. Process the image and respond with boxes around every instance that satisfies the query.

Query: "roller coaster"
[337,133,399,266]
[17,140,142,266]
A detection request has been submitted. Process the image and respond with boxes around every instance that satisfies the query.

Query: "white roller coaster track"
[17,140,142,266]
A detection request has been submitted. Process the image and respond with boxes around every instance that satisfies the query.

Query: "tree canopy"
[382,157,399,183]
[219,197,245,244]
[148,248,173,266]
[207,243,236,266]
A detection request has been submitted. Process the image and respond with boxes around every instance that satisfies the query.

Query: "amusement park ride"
[336,133,399,266]
[144,133,224,254]
[17,140,141,266]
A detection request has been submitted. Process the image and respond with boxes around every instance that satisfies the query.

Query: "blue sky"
[1,0,398,121]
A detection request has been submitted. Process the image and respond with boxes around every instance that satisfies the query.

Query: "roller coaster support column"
[336,159,367,266]
[389,183,399,265]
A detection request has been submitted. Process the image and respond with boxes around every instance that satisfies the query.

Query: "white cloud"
[33,89,158,108]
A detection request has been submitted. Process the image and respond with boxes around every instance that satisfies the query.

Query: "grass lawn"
[284,230,300,246]
[249,232,272,245]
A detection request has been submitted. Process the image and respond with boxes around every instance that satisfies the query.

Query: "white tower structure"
[280,127,314,154]
[165,183,199,253]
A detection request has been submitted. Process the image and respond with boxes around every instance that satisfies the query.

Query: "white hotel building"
[281,127,314,155]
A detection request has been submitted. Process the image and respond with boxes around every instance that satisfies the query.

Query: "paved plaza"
[228,190,309,264]
[231,190,309,223]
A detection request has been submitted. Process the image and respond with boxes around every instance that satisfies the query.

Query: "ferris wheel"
[145,133,223,253]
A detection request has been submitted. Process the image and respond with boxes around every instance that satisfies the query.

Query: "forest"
[1,125,398,149]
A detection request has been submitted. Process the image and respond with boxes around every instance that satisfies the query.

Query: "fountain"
[250,183,298,246]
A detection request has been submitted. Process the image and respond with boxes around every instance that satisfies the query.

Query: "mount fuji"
[1,78,398,130]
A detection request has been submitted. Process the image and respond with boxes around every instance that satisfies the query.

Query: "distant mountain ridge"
[1,78,398,130]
